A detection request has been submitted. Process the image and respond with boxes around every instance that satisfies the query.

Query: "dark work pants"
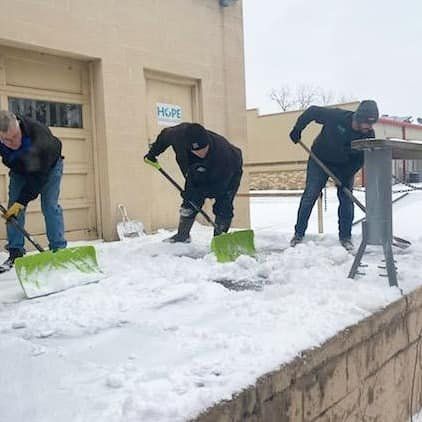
[294,158,355,240]
[181,171,242,220]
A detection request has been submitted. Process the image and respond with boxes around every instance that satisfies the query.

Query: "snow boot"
[213,217,232,237]
[340,238,354,252]
[290,234,303,247]
[0,248,24,273]
[164,216,195,243]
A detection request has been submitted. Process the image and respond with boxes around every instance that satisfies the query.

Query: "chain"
[391,174,422,192]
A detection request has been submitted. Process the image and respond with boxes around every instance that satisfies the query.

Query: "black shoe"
[340,238,354,251]
[0,249,24,273]
[290,235,303,247]
[163,233,191,243]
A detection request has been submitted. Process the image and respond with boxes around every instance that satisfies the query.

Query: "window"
[8,97,83,128]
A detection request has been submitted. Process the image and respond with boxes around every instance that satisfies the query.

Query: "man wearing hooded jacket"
[144,122,243,243]
[0,110,66,271]
[289,100,379,250]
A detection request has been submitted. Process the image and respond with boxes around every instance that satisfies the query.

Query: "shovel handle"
[151,164,217,229]
[118,204,130,223]
[0,204,44,252]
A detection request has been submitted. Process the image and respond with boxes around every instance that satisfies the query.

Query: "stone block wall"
[249,169,364,191]
[195,286,422,421]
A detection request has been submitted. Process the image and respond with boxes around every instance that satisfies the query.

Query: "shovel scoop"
[1,204,103,299]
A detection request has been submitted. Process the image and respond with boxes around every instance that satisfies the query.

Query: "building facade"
[0,0,249,245]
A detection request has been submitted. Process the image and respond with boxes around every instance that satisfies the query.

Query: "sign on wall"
[156,102,183,126]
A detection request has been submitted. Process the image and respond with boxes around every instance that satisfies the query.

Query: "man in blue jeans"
[0,110,66,272]
[289,100,379,251]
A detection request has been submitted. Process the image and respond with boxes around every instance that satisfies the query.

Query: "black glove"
[188,163,209,186]
[144,152,157,163]
[289,128,302,144]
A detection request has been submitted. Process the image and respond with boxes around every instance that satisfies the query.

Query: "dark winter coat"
[148,123,243,196]
[0,116,63,205]
[292,106,375,174]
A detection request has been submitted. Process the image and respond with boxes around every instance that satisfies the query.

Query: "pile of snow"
[1,187,422,421]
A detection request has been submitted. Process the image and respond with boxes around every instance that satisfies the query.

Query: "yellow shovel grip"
[144,157,161,170]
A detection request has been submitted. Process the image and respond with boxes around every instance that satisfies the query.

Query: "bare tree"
[269,86,295,111]
[295,84,318,110]
[269,83,357,111]
[318,87,335,105]
[337,93,357,104]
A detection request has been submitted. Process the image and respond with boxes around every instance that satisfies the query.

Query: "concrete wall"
[0,0,249,239]
[195,286,422,421]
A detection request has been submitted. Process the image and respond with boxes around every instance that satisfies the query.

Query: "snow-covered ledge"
[196,285,422,421]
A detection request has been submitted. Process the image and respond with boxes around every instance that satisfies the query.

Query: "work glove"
[144,152,157,163]
[4,202,25,220]
[289,128,302,144]
[187,163,209,186]
[144,153,161,169]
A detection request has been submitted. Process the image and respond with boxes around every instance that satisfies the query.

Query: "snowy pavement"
[1,187,422,422]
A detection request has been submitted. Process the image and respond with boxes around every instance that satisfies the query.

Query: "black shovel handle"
[0,204,45,252]
[157,167,217,229]
[297,141,411,248]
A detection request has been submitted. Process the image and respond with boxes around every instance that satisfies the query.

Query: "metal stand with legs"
[348,142,398,286]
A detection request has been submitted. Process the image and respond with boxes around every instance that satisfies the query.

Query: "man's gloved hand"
[143,153,157,163]
[4,202,25,220]
[144,153,161,169]
[289,128,302,144]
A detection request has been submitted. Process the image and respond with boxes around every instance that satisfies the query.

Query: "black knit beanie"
[354,100,379,124]
[186,123,210,151]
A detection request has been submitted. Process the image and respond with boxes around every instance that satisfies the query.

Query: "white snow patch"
[0,187,421,421]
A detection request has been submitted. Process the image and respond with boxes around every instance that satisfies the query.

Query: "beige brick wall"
[0,0,249,239]
[195,286,422,421]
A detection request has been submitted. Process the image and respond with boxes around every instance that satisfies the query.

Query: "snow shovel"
[0,204,102,299]
[144,158,255,262]
[297,141,411,249]
[117,203,145,240]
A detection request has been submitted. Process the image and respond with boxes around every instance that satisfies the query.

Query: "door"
[0,46,98,247]
[145,71,200,230]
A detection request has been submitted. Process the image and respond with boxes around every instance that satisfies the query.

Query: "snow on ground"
[1,186,422,422]
[412,408,422,422]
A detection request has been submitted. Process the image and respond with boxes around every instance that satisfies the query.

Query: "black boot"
[214,217,232,236]
[0,248,24,273]
[164,216,195,243]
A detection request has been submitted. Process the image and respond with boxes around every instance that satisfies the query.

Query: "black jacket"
[148,123,243,195]
[0,116,62,205]
[293,106,375,170]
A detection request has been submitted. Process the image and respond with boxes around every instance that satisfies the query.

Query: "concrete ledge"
[194,286,422,421]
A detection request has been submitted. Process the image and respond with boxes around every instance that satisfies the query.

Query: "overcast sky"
[242,0,421,119]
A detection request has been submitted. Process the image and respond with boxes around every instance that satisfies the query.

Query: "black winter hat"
[354,100,379,124]
[186,123,210,151]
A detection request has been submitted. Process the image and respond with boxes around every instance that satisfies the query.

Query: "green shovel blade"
[15,245,103,298]
[210,229,256,263]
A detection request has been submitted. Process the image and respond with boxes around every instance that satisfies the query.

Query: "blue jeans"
[294,158,355,240]
[7,159,67,252]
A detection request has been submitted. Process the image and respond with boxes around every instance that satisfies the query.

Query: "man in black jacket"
[0,110,67,271]
[289,100,379,250]
[144,123,243,243]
